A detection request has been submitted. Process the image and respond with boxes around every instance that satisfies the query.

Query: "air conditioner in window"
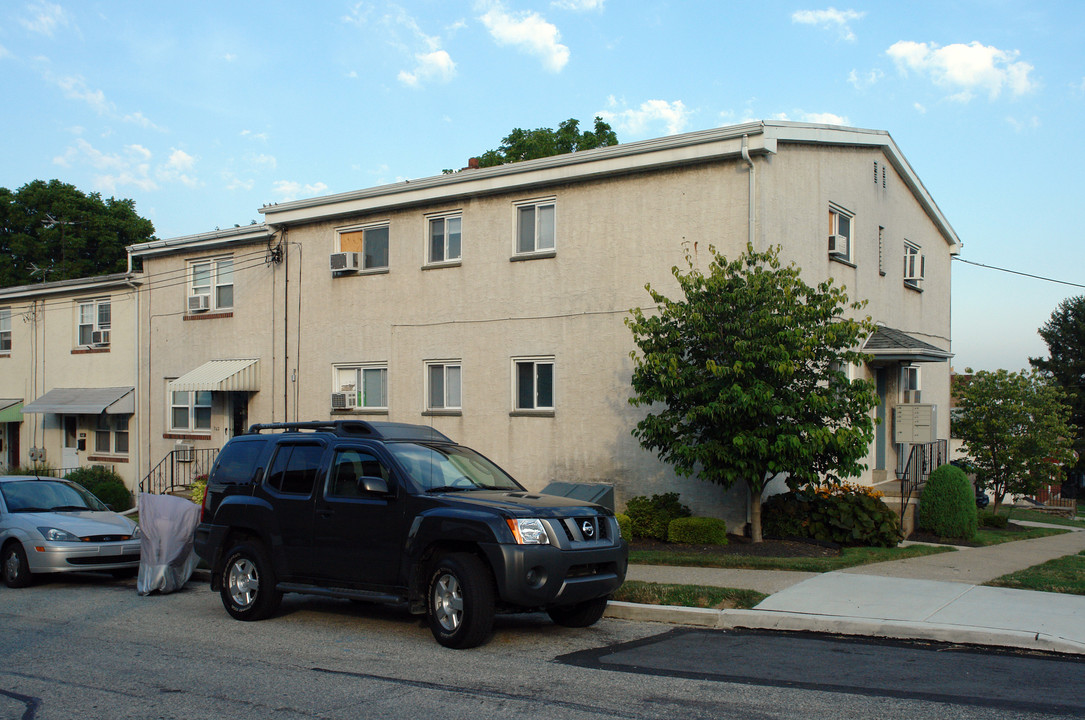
[91,329,111,346]
[828,234,848,256]
[330,252,361,273]
[174,442,195,462]
[187,294,211,313]
[331,391,359,410]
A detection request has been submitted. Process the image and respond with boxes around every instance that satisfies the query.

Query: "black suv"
[194,421,628,648]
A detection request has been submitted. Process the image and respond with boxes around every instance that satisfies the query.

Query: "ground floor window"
[171,390,212,431]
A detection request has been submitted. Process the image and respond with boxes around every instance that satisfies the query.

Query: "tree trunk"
[749,485,764,543]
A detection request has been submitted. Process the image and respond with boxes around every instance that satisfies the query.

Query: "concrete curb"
[604,601,1085,656]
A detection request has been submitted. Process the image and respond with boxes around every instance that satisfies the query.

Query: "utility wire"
[953,256,1085,289]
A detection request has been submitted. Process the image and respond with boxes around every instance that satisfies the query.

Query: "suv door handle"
[318,510,335,520]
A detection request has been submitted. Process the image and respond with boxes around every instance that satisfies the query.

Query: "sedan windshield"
[386,443,523,493]
[0,480,107,513]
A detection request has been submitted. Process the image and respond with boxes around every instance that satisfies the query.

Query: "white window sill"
[422,260,462,271]
[510,250,556,262]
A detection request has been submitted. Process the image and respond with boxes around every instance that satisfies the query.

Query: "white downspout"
[741,134,755,248]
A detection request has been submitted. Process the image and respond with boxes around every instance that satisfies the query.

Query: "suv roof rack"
[245,420,453,443]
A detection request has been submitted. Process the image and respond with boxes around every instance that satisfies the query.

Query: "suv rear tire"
[547,596,608,628]
[220,541,282,621]
[426,552,495,649]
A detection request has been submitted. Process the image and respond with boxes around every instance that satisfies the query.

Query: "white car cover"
[137,492,200,595]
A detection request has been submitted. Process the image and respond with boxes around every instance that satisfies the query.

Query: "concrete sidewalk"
[609,522,1085,656]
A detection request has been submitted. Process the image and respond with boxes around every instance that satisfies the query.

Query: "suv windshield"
[1,480,108,513]
[386,443,523,492]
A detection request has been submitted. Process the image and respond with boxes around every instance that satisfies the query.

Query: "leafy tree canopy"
[953,368,1076,512]
[1030,295,1085,473]
[474,116,618,168]
[626,244,879,542]
[0,179,155,288]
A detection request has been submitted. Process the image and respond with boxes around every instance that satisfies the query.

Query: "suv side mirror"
[359,476,390,495]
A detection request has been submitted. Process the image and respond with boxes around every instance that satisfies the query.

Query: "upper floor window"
[426,361,462,411]
[0,308,10,352]
[903,241,925,288]
[513,357,554,412]
[171,390,212,431]
[515,199,556,256]
[901,365,921,404]
[428,214,462,265]
[334,364,388,411]
[828,204,853,263]
[77,299,111,346]
[338,223,390,272]
[190,257,234,312]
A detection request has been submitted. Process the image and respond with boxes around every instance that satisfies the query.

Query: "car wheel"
[426,552,495,649]
[220,541,282,621]
[547,596,609,628]
[2,542,33,589]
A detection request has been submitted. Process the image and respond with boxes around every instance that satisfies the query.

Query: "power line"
[953,256,1085,289]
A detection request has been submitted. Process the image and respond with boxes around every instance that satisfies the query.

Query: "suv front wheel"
[220,541,282,621]
[426,552,495,649]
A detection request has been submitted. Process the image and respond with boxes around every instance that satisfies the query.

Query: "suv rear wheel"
[426,552,495,649]
[220,541,282,621]
[547,596,609,628]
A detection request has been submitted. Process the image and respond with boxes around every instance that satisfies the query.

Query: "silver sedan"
[1,476,140,587]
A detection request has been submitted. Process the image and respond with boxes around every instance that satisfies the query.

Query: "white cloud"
[771,111,851,126]
[914,102,927,114]
[887,40,1036,101]
[399,49,456,87]
[552,0,605,11]
[1074,77,1085,93]
[1006,115,1040,132]
[53,139,157,193]
[241,129,269,141]
[272,180,329,202]
[479,2,569,73]
[157,149,198,187]
[0,43,11,59]
[224,53,237,62]
[223,173,255,192]
[599,97,690,137]
[792,8,865,42]
[246,153,277,171]
[123,111,165,131]
[51,74,113,115]
[848,68,883,90]
[342,2,372,27]
[20,1,70,37]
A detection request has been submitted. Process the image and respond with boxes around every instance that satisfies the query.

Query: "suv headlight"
[38,527,80,542]
[506,518,550,545]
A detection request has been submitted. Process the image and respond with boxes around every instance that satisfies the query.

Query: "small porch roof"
[864,326,952,364]
[21,387,134,415]
[168,359,260,393]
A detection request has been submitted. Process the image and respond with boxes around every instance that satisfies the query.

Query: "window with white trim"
[901,365,921,404]
[513,357,554,411]
[426,361,462,411]
[77,299,111,346]
[427,214,462,265]
[903,241,925,288]
[828,204,853,262]
[190,257,234,310]
[171,390,212,431]
[338,223,390,271]
[334,364,388,410]
[0,308,10,352]
[94,415,129,455]
[515,199,555,255]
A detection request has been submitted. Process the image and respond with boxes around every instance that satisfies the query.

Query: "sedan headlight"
[38,527,80,542]
[132,525,141,539]
[506,518,550,545]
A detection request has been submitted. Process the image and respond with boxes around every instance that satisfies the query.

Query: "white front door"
[62,415,80,469]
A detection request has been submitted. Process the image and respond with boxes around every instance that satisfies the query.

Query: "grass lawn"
[986,551,1085,595]
[628,543,954,573]
[972,526,1069,546]
[986,507,1085,529]
[612,580,767,609]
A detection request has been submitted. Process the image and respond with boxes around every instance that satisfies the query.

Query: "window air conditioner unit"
[828,234,847,256]
[330,252,361,273]
[188,294,211,313]
[91,329,111,346]
[174,442,195,462]
[331,391,359,410]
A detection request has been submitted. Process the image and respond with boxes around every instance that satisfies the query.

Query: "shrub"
[190,478,208,507]
[667,516,728,545]
[762,482,901,547]
[615,513,632,541]
[3,464,56,477]
[918,463,977,541]
[625,492,691,540]
[979,510,1009,529]
[65,466,133,512]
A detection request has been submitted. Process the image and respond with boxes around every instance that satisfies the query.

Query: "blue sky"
[2,1,1083,373]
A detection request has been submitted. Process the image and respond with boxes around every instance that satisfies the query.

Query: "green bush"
[762,483,901,547]
[625,492,691,541]
[979,510,1009,529]
[2,464,56,476]
[65,466,133,512]
[918,463,977,541]
[615,513,632,541]
[667,516,728,545]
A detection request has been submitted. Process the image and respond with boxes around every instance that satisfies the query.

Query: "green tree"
[954,369,1076,513]
[626,244,879,542]
[475,116,618,168]
[1030,296,1085,477]
[0,179,155,288]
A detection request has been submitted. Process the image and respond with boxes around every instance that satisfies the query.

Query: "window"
[265,443,323,496]
[903,241,925,288]
[77,299,111,345]
[339,224,390,271]
[428,214,462,264]
[95,415,111,453]
[93,414,129,454]
[114,415,129,454]
[515,199,555,255]
[513,357,554,411]
[171,390,212,431]
[828,205,853,262]
[426,361,462,411]
[190,257,234,310]
[335,364,388,410]
[901,365,921,404]
[0,308,10,352]
[328,449,390,498]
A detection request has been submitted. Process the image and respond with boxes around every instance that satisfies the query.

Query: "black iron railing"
[899,439,948,516]
[138,448,218,495]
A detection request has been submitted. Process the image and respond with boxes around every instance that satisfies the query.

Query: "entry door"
[62,415,79,469]
[227,392,248,446]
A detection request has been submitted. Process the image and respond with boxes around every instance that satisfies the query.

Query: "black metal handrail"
[900,439,948,516]
[138,448,218,495]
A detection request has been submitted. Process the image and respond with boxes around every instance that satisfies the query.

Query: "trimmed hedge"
[762,482,901,547]
[918,464,977,541]
[625,492,691,541]
[615,513,632,541]
[65,466,133,512]
[667,516,728,545]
